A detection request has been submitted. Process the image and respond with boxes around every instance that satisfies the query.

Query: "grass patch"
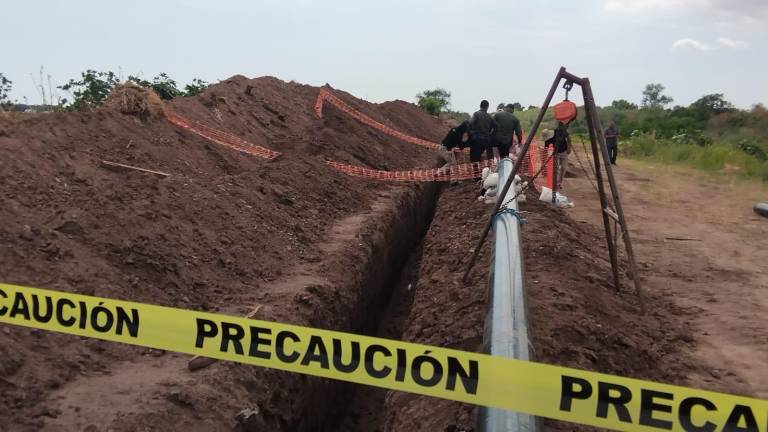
[620,134,768,182]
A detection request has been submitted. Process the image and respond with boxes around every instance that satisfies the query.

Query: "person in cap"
[467,100,498,165]
[491,104,523,159]
[543,121,572,190]
[542,128,555,143]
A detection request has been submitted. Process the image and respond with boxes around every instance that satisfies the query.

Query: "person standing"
[491,104,523,159]
[468,100,497,163]
[543,121,572,190]
[604,121,619,165]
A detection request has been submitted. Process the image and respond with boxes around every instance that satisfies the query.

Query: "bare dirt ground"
[566,157,768,399]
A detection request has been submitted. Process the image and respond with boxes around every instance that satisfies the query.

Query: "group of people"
[442,99,620,191]
[467,100,523,162]
[440,100,523,163]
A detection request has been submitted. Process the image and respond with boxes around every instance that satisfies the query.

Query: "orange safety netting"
[316,87,554,185]
[315,88,443,151]
[163,87,553,188]
[327,159,495,182]
[327,145,555,186]
[164,111,281,161]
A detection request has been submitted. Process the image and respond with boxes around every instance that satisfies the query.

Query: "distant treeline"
[515,84,768,180]
[0,70,209,112]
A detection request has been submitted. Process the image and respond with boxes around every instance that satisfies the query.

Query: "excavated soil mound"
[0,75,444,431]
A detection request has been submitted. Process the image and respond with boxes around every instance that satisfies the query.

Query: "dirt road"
[566,157,768,399]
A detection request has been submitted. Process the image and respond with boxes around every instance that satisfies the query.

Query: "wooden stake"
[100,160,170,177]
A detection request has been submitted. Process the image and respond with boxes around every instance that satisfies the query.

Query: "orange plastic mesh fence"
[164,89,552,187]
[327,145,553,185]
[165,111,281,161]
[315,88,443,151]
[317,88,555,184]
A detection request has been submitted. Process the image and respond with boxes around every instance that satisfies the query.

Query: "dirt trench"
[20,182,440,432]
[339,181,494,432]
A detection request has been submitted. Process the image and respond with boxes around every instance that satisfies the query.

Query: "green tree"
[510,102,523,111]
[0,73,12,108]
[416,88,451,115]
[128,72,183,100]
[129,74,207,99]
[690,93,734,115]
[59,70,120,110]
[183,78,209,97]
[149,73,181,100]
[641,83,673,109]
[127,75,151,88]
[128,73,182,100]
[611,99,638,110]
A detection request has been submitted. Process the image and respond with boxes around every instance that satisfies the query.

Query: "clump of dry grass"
[103,83,165,120]
[0,110,23,127]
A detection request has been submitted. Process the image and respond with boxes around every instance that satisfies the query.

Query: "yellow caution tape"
[0,283,765,431]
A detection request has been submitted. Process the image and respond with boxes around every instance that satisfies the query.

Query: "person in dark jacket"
[491,104,523,158]
[438,120,469,170]
[604,122,619,165]
[468,100,497,163]
[441,120,469,151]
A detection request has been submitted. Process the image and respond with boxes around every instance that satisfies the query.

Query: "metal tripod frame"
[463,66,645,310]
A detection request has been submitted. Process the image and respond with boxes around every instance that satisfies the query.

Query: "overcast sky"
[5,0,766,112]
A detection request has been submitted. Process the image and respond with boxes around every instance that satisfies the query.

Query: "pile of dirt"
[102,83,165,119]
[0,75,445,431]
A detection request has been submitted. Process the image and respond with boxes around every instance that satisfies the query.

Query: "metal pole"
[582,79,645,308]
[581,82,621,292]
[463,67,565,282]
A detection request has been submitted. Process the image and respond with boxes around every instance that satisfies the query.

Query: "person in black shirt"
[491,104,523,159]
[438,120,468,171]
[441,120,469,151]
[468,100,497,163]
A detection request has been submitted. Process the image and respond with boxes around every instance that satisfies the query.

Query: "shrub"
[0,73,12,108]
[183,78,209,97]
[59,70,120,111]
[416,88,451,116]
